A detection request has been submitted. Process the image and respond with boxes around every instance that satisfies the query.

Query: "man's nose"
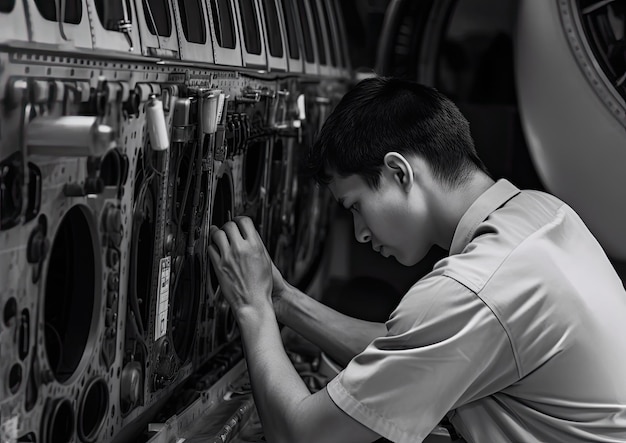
[353,214,371,243]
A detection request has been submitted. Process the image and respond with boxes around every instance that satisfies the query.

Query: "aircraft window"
[178,0,206,43]
[0,0,15,13]
[262,0,284,57]
[34,0,82,24]
[319,0,336,66]
[307,0,326,65]
[95,0,133,31]
[142,0,172,37]
[238,0,262,55]
[280,0,300,59]
[296,0,315,63]
[210,0,236,49]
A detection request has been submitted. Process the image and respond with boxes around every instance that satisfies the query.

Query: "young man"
[208,77,626,443]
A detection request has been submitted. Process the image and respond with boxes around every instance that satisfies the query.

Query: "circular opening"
[209,173,234,294]
[292,177,325,288]
[18,308,30,361]
[44,399,75,443]
[100,149,122,187]
[0,153,23,230]
[243,141,266,201]
[3,297,17,326]
[17,432,36,442]
[8,363,22,395]
[78,378,108,442]
[171,255,201,362]
[44,206,96,383]
[130,154,156,335]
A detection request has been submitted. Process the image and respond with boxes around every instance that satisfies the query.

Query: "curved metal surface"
[376,0,456,82]
[516,0,626,259]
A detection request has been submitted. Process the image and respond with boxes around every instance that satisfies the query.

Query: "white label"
[216,93,226,125]
[155,257,171,340]
[1,415,18,442]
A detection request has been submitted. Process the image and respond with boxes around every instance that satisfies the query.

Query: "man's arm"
[239,304,381,443]
[208,217,381,443]
[273,277,387,367]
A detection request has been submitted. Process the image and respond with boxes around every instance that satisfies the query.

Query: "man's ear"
[383,152,414,191]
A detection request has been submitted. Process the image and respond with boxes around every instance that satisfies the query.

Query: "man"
[208,77,626,442]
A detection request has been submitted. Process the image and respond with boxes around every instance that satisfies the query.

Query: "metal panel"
[24,0,92,49]
[171,0,214,63]
[233,0,268,70]
[326,0,350,78]
[258,0,288,72]
[296,0,319,76]
[132,0,180,57]
[207,0,244,67]
[310,0,332,77]
[0,1,28,44]
[277,0,304,73]
[86,0,142,54]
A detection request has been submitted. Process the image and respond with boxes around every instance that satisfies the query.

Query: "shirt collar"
[449,179,521,255]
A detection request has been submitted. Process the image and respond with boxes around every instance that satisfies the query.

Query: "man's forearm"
[276,284,387,367]
[237,306,313,443]
[237,305,381,443]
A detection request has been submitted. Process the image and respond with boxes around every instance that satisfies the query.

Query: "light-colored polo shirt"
[326,179,626,443]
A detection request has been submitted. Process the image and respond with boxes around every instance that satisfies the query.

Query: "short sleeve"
[326,276,519,443]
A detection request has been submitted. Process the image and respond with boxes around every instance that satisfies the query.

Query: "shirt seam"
[443,203,569,380]
[327,379,419,442]
[443,274,523,380]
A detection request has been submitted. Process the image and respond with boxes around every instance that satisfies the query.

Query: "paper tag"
[216,92,226,125]
[1,415,18,442]
[155,257,171,340]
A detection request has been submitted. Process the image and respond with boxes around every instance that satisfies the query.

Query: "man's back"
[442,181,626,441]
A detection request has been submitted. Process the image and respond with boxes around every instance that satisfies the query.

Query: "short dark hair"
[307,76,489,188]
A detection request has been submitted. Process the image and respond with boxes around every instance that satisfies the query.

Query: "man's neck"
[431,172,495,250]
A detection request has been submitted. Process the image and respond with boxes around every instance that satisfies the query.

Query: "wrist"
[273,282,297,323]
[235,302,277,330]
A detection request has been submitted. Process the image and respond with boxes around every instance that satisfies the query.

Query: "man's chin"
[393,254,411,266]
[396,253,425,267]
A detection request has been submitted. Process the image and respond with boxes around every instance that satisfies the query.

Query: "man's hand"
[207,219,381,443]
[208,216,273,319]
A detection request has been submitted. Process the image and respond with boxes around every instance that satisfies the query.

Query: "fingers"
[209,225,229,255]
[210,216,263,258]
[212,216,259,242]
[207,243,221,266]
[221,220,244,244]
[210,218,246,248]
[233,216,257,239]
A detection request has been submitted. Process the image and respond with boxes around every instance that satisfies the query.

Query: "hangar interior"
[0,1,624,442]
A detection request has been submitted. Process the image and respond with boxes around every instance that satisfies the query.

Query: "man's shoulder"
[439,188,575,292]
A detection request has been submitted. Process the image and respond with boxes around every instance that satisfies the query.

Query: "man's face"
[328,172,434,266]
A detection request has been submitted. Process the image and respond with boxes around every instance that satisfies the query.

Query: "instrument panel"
[0,1,349,442]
